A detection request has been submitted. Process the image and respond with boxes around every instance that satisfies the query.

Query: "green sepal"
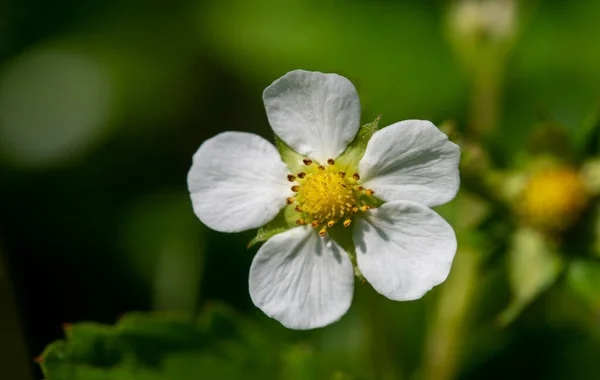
[274,135,305,174]
[252,118,382,250]
[335,115,381,174]
[247,205,298,248]
[498,227,564,325]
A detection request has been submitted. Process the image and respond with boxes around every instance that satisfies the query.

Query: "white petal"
[263,70,361,163]
[249,227,354,329]
[354,201,457,301]
[359,120,460,207]
[187,131,292,232]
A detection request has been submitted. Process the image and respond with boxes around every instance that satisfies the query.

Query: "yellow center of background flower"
[520,167,588,231]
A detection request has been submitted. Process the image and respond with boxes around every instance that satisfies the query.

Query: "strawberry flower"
[188,70,460,329]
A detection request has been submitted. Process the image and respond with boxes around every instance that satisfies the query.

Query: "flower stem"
[361,287,403,380]
[422,247,481,380]
[0,249,34,380]
[469,72,502,138]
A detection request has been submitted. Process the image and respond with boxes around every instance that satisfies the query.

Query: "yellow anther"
[287,162,363,232]
[287,174,296,182]
[365,189,375,196]
[286,197,294,205]
[296,218,306,225]
[357,186,364,191]
[319,228,327,236]
[352,173,360,181]
[343,219,352,227]
[360,205,370,212]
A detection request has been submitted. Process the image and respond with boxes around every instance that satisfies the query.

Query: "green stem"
[359,286,403,380]
[422,248,481,380]
[469,73,502,138]
[0,248,34,380]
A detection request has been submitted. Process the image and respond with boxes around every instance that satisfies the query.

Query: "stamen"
[288,162,365,234]
[365,189,374,196]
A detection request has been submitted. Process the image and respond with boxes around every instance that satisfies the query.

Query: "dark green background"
[2,1,600,379]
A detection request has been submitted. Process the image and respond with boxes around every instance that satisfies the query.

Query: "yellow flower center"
[520,167,588,231]
[286,158,374,236]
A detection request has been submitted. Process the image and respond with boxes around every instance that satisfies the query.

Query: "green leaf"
[498,227,564,325]
[38,304,283,380]
[335,116,381,174]
[565,259,600,313]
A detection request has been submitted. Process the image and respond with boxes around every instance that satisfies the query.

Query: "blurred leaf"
[163,353,242,380]
[581,158,600,196]
[38,305,281,380]
[499,227,564,325]
[527,122,573,158]
[565,259,600,314]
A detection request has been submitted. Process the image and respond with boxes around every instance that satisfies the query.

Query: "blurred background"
[2,0,600,379]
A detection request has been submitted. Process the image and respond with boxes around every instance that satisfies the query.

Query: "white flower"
[187,70,460,330]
